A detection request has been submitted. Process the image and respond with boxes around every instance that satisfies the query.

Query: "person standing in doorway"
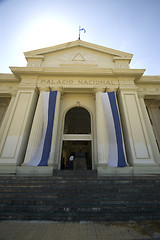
[69,155,74,170]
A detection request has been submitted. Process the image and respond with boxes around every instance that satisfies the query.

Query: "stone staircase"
[0,170,160,221]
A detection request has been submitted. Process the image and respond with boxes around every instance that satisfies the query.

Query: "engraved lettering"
[89,81,94,84]
[40,79,114,85]
[84,81,88,84]
[41,79,46,84]
[46,80,51,84]
[57,80,62,84]
[78,80,83,84]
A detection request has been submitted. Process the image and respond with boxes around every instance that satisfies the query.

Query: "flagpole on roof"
[78,26,86,40]
[78,26,80,40]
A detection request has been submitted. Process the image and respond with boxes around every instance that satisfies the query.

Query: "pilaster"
[23,87,49,165]
[117,88,156,166]
[138,95,160,164]
[0,87,38,167]
[0,93,16,142]
[48,88,62,167]
[95,88,109,165]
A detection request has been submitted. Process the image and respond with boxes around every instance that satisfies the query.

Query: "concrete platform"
[0,220,160,240]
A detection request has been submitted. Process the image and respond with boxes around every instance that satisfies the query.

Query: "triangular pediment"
[25,40,132,58]
[24,40,133,69]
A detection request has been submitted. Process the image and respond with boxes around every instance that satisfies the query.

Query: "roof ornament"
[78,26,86,40]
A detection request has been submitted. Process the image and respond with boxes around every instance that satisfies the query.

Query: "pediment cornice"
[24,40,133,60]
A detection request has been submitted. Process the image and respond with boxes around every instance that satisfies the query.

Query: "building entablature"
[0,74,18,83]
[135,75,160,85]
[8,67,145,93]
[10,66,145,83]
[0,74,19,96]
[136,75,160,98]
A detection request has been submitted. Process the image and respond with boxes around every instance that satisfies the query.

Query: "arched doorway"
[61,107,92,170]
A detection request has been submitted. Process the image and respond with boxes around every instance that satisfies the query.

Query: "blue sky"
[0,0,160,75]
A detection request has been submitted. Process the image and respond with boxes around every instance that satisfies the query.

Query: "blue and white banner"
[100,92,127,167]
[28,91,57,166]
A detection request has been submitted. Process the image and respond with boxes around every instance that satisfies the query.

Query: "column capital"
[50,87,63,93]
[105,87,118,93]
[137,91,145,98]
[93,88,105,94]
[18,83,38,92]
[10,89,18,97]
[117,86,138,92]
[38,86,50,92]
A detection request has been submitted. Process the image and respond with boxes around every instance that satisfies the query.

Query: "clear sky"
[0,0,160,75]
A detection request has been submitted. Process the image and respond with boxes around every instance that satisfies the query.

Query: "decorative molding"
[72,53,85,61]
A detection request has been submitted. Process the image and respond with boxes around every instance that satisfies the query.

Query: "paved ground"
[0,221,160,240]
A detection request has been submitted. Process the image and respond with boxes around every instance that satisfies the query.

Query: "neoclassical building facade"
[0,40,159,176]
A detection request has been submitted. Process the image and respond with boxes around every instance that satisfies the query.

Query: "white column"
[23,87,48,165]
[95,89,109,165]
[139,96,160,164]
[117,88,156,166]
[48,88,62,166]
[23,87,62,167]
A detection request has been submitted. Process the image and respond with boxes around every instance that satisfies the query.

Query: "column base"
[0,165,16,175]
[133,165,160,176]
[98,165,133,176]
[97,164,160,176]
[16,166,54,176]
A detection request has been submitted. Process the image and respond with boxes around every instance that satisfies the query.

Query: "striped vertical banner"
[100,92,127,167]
[27,91,57,166]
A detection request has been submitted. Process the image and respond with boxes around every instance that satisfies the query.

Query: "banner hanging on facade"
[100,92,127,167]
[27,91,57,166]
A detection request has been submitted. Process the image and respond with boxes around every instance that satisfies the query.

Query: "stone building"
[0,40,159,176]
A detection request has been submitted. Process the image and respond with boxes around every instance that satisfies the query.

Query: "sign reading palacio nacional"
[0,40,159,176]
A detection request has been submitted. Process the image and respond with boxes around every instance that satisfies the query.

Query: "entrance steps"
[73,157,87,170]
[53,170,97,177]
[0,172,160,221]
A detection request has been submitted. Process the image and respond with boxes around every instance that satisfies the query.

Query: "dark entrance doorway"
[61,141,92,170]
[61,106,92,170]
[64,107,91,134]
